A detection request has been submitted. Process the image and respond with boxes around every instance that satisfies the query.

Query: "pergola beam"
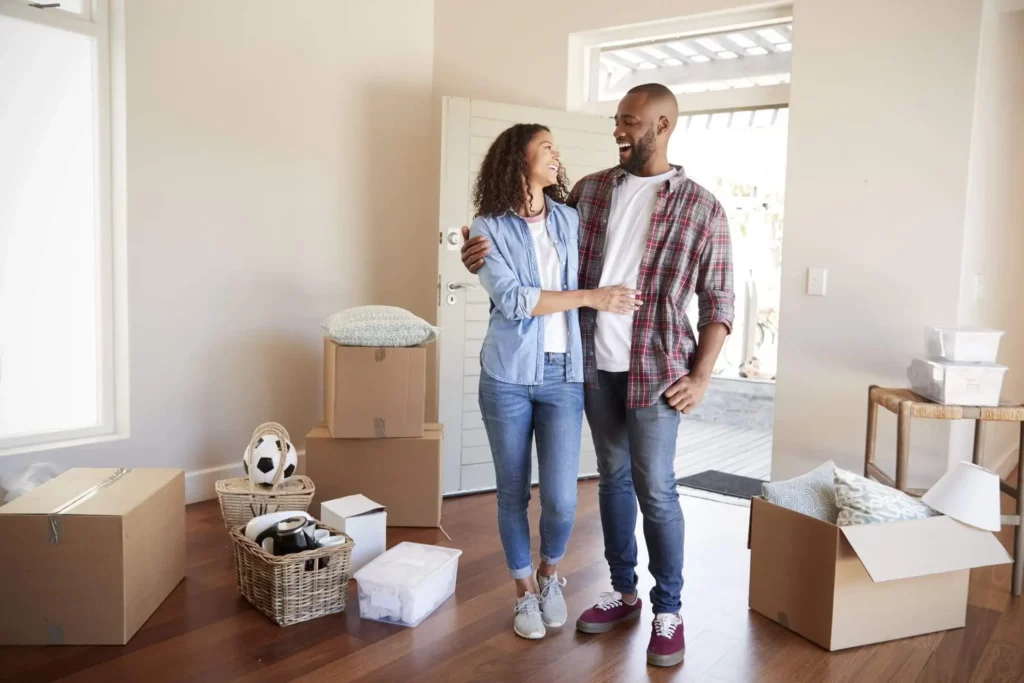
[615,51,791,92]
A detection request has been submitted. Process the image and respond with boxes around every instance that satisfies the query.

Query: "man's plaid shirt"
[567,166,735,409]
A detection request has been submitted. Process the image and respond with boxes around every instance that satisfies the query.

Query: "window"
[569,7,792,117]
[0,0,126,453]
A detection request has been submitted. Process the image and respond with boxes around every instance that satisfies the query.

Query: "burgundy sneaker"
[647,613,685,667]
[575,591,642,634]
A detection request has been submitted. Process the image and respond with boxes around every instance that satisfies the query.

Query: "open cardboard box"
[748,496,1011,651]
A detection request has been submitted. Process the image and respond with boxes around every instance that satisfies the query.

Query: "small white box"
[928,327,1004,363]
[353,541,462,627]
[321,495,386,574]
[908,358,1008,406]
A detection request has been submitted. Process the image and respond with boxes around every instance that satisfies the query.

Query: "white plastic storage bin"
[928,327,1004,363]
[908,358,1008,406]
[353,542,462,627]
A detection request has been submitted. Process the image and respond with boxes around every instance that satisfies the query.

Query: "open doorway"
[570,10,792,489]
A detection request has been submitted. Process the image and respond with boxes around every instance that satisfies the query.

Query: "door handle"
[447,282,478,292]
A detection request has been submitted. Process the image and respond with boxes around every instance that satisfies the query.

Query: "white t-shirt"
[595,170,675,372]
[526,210,568,354]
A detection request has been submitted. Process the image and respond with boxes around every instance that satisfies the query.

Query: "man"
[460,83,734,667]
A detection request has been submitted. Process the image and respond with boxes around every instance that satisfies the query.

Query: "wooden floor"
[2,480,1022,683]
[675,420,773,482]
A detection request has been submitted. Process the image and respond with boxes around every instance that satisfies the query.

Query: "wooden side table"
[864,386,1024,596]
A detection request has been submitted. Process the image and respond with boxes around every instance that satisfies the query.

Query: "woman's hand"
[583,286,642,314]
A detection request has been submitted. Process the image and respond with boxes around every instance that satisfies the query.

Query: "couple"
[464,82,734,668]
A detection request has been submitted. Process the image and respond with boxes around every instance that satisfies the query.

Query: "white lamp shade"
[922,461,1002,532]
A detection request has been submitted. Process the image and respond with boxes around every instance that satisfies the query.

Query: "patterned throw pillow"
[322,306,441,347]
[834,468,939,526]
[761,460,839,523]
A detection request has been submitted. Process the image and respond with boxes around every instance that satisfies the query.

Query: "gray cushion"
[322,306,440,347]
[834,468,939,526]
[761,460,838,523]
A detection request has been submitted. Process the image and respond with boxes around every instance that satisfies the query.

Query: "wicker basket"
[230,521,354,626]
[216,422,316,529]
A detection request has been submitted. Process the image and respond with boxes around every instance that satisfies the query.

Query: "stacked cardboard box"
[307,339,443,528]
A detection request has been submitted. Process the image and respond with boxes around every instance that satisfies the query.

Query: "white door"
[437,97,615,494]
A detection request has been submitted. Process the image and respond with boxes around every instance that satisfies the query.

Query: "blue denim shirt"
[469,198,584,385]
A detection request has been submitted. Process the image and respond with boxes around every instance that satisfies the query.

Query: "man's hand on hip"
[460,226,490,274]
[665,374,710,414]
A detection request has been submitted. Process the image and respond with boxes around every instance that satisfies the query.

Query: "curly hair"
[472,123,570,218]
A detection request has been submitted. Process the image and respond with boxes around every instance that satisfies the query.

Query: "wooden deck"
[674,420,773,501]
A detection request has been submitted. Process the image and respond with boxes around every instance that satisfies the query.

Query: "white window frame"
[567,3,793,117]
[0,0,129,456]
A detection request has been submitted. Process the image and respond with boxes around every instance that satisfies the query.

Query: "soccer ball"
[242,435,298,486]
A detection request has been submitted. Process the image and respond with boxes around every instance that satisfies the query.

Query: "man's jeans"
[585,371,684,614]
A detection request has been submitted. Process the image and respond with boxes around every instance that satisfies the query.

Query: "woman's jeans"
[478,354,584,579]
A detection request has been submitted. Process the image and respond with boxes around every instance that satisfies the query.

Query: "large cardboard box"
[323,338,426,439]
[748,497,1011,651]
[0,468,185,645]
[306,423,442,527]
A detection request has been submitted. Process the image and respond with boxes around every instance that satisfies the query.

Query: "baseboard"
[185,451,306,504]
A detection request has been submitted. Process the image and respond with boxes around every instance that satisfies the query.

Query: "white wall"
[433,0,993,485]
[0,0,437,499]
[772,0,985,483]
[952,2,1024,471]
[434,0,762,111]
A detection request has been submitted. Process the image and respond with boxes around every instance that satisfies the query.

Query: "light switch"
[807,267,828,296]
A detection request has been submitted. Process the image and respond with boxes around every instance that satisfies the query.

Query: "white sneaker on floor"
[537,571,568,627]
[513,592,546,640]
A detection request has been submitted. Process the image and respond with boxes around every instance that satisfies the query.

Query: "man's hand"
[665,374,710,414]
[460,226,490,274]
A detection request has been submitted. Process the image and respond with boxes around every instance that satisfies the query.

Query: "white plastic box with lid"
[353,541,462,627]
[928,326,1004,363]
[908,358,1008,406]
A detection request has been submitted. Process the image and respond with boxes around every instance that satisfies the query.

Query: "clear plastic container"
[928,327,1004,363]
[908,358,1008,406]
[353,542,462,627]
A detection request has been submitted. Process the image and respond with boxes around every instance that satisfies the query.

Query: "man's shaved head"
[614,83,679,176]
[625,83,679,132]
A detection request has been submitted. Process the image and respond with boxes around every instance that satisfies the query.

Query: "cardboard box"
[321,494,387,574]
[323,339,426,439]
[747,497,1011,651]
[306,423,442,527]
[0,468,185,645]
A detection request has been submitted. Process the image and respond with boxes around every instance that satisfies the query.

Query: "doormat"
[676,470,765,500]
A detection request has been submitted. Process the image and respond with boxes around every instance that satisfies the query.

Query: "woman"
[470,124,640,640]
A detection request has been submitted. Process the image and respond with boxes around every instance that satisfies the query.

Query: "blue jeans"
[585,371,684,614]
[479,354,584,579]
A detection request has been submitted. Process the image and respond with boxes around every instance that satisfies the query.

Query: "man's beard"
[621,126,656,174]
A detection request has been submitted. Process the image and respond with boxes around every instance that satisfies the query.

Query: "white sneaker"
[513,592,546,639]
[537,571,568,627]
